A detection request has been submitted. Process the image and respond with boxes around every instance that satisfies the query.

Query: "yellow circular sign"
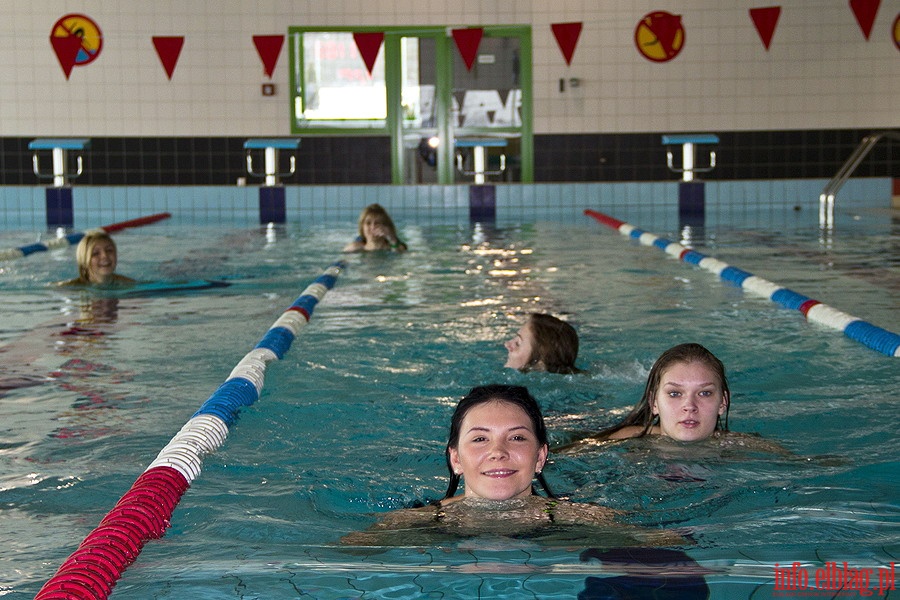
[634,11,685,62]
[51,14,103,66]
[893,13,899,52]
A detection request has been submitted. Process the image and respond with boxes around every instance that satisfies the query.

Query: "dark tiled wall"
[534,130,899,182]
[0,130,895,185]
[0,137,393,186]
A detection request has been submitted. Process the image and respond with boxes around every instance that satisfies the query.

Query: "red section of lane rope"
[100,212,171,233]
[798,299,821,316]
[584,209,625,230]
[34,466,189,599]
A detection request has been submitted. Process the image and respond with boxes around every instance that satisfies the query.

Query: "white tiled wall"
[0,1,897,136]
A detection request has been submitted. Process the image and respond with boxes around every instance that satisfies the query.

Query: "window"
[293,32,386,128]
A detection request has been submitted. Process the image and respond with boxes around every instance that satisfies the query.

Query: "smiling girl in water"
[58,231,135,288]
[342,385,685,545]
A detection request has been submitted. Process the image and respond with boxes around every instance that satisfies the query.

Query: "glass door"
[449,31,529,184]
[394,27,532,184]
[289,26,531,185]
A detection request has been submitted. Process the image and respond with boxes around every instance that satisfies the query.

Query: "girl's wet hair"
[443,384,557,499]
[598,342,731,439]
[524,313,580,374]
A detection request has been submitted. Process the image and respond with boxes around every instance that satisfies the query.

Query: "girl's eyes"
[467,434,530,443]
[665,390,716,398]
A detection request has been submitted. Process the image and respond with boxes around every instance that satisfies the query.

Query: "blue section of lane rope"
[584,209,899,357]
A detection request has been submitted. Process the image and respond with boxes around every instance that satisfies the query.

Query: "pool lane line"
[584,209,900,358]
[0,212,171,261]
[35,260,345,600]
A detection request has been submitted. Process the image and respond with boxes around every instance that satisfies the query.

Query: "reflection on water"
[0,222,896,598]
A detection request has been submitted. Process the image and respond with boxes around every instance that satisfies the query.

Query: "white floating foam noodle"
[664,242,686,258]
[619,224,635,236]
[638,232,658,247]
[159,441,207,463]
[229,363,265,392]
[229,353,267,387]
[177,425,225,451]
[698,257,729,275]
[272,311,308,335]
[741,276,782,299]
[178,415,229,446]
[147,453,202,482]
[178,428,225,452]
[805,304,858,332]
[302,282,328,300]
[170,430,222,454]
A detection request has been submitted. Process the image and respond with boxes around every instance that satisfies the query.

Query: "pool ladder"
[819,129,899,228]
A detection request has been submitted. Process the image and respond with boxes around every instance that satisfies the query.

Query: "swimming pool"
[1,213,897,598]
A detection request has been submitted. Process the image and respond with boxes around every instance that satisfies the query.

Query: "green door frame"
[289,25,533,184]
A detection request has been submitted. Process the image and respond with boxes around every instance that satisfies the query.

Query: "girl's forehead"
[660,360,719,382]
[462,400,532,425]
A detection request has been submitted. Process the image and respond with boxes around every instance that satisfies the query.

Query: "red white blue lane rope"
[584,209,900,358]
[0,212,171,261]
[35,260,345,600]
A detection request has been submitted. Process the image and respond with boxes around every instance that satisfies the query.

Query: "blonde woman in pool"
[504,313,581,374]
[342,385,685,545]
[57,231,135,288]
[343,203,407,252]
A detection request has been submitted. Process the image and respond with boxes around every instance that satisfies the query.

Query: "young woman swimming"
[560,343,790,455]
[601,343,730,442]
[343,203,407,252]
[342,385,684,545]
[57,231,135,288]
[504,313,581,374]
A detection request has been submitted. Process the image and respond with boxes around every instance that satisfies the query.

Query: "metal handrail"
[819,129,899,229]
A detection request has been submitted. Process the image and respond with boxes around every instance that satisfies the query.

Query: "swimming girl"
[598,343,730,442]
[342,385,683,544]
[504,313,580,374]
[57,231,135,288]
[343,203,407,252]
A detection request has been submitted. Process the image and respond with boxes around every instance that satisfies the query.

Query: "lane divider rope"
[584,209,899,357]
[0,212,171,262]
[35,260,345,599]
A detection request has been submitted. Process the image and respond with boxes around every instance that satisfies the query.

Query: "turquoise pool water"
[0,215,897,598]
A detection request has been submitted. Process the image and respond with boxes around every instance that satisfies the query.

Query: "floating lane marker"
[35,260,345,600]
[0,212,171,261]
[584,209,899,357]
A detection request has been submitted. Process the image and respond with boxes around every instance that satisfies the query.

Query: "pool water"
[0,217,897,599]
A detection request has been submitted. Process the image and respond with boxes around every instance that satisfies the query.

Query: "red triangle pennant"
[653,13,683,52]
[452,28,484,71]
[551,22,583,66]
[152,36,184,80]
[353,32,384,76]
[50,35,83,79]
[253,35,284,79]
[749,7,781,50]
[849,0,880,40]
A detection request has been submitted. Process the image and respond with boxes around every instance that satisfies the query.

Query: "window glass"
[300,32,386,123]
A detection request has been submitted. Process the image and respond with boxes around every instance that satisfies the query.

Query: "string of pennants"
[52,1,885,80]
